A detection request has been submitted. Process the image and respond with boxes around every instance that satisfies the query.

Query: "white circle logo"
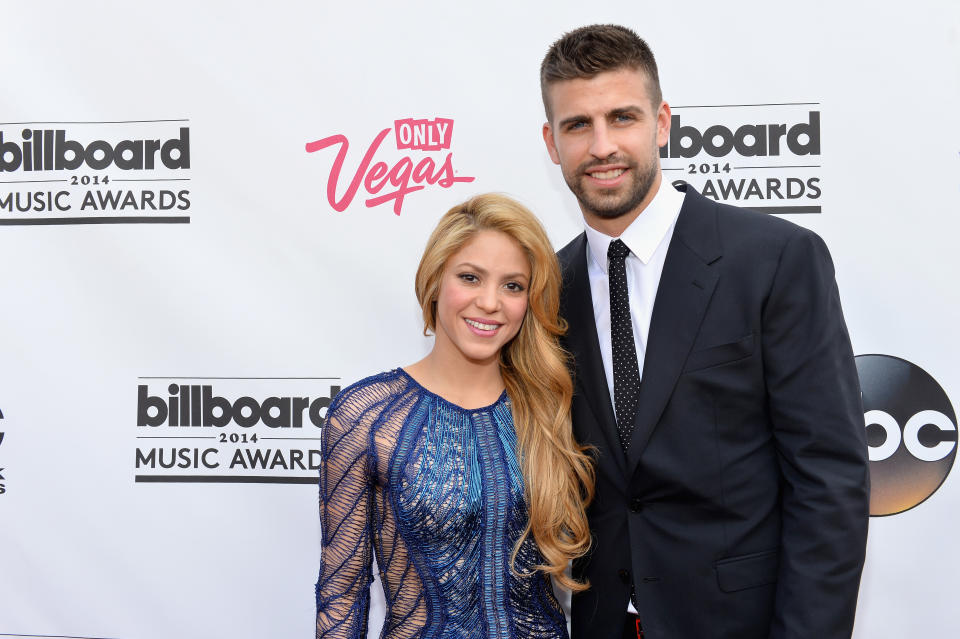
[857,355,957,516]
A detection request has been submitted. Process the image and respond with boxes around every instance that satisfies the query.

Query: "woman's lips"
[464,317,502,335]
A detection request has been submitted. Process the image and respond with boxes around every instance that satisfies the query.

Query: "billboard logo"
[137,384,335,428]
[857,354,957,516]
[661,103,822,214]
[134,377,339,485]
[0,128,189,172]
[660,112,819,158]
[0,119,192,226]
[306,117,475,215]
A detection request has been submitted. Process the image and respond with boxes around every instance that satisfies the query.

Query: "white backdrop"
[1,1,959,638]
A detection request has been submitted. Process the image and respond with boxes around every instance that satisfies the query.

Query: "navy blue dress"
[315,369,568,638]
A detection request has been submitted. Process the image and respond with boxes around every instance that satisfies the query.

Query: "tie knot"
[608,238,631,262]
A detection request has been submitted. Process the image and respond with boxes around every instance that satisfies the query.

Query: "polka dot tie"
[608,239,640,452]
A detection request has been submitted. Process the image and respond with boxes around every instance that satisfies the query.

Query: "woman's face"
[433,230,531,367]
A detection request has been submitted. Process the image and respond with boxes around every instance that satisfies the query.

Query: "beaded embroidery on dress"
[316,369,568,639]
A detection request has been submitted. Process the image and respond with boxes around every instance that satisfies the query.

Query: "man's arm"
[761,227,870,639]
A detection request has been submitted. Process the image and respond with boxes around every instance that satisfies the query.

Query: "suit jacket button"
[618,569,630,584]
[630,497,643,513]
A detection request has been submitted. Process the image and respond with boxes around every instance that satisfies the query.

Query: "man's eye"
[614,114,635,123]
[566,121,587,131]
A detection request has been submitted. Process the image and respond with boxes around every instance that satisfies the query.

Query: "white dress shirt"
[584,178,686,421]
[584,177,685,617]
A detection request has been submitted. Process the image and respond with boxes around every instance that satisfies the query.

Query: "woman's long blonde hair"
[414,193,594,591]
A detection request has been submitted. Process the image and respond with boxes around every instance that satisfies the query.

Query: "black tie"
[608,239,641,452]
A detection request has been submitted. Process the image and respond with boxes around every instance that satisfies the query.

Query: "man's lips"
[584,165,629,185]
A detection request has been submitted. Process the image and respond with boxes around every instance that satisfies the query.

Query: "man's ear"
[656,101,671,149]
[542,122,561,165]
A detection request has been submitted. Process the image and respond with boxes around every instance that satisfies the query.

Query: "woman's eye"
[458,273,478,283]
[505,282,526,293]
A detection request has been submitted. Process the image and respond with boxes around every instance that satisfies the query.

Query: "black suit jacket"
[559,185,869,639]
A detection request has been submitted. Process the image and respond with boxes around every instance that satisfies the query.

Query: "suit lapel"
[626,188,722,472]
[560,235,626,479]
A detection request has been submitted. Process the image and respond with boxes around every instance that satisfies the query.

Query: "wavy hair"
[414,193,595,591]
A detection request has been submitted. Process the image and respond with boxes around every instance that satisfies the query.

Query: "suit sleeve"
[761,227,869,639]
[315,394,374,639]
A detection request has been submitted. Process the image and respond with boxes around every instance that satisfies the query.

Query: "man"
[540,25,869,639]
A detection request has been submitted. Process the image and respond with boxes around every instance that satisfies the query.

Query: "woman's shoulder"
[327,368,413,422]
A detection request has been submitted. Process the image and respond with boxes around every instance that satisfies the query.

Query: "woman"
[315,194,594,638]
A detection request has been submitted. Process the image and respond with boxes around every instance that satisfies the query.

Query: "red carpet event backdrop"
[1,2,958,637]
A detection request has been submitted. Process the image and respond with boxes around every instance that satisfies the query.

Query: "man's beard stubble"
[566,155,659,220]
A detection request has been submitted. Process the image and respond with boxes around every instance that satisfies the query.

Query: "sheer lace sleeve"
[316,388,374,639]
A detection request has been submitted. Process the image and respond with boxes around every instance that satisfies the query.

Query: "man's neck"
[582,171,662,238]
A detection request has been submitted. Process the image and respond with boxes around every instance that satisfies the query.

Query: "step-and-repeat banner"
[2,2,958,637]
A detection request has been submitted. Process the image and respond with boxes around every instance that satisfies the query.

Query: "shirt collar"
[583,177,686,274]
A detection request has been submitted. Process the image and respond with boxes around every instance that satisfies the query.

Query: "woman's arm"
[315,393,374,639]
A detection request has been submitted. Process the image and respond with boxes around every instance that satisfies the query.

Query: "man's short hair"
[540,24,662,121]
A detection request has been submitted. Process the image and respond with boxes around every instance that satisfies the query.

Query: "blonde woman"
[315,194,594,638]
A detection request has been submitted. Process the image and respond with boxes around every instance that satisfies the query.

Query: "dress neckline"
[396,368,509,413]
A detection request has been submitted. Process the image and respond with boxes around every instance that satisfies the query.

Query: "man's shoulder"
[682,186,816,254]
[556,232,586,268]
[691,187,800,235]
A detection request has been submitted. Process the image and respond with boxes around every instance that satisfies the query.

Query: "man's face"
[542,68,671,223]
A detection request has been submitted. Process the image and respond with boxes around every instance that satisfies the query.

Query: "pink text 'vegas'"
[305,117,475,216]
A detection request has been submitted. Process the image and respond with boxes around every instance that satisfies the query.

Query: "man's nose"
[589,123,618,159]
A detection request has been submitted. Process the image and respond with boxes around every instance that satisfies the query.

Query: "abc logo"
[857,354,957,516]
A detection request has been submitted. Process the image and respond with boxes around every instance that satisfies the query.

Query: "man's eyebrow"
[608,105,646,117]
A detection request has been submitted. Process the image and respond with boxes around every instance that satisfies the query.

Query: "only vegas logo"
[306,117,476,216]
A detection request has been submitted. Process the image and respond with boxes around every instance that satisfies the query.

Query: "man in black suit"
[540,25,869,639]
